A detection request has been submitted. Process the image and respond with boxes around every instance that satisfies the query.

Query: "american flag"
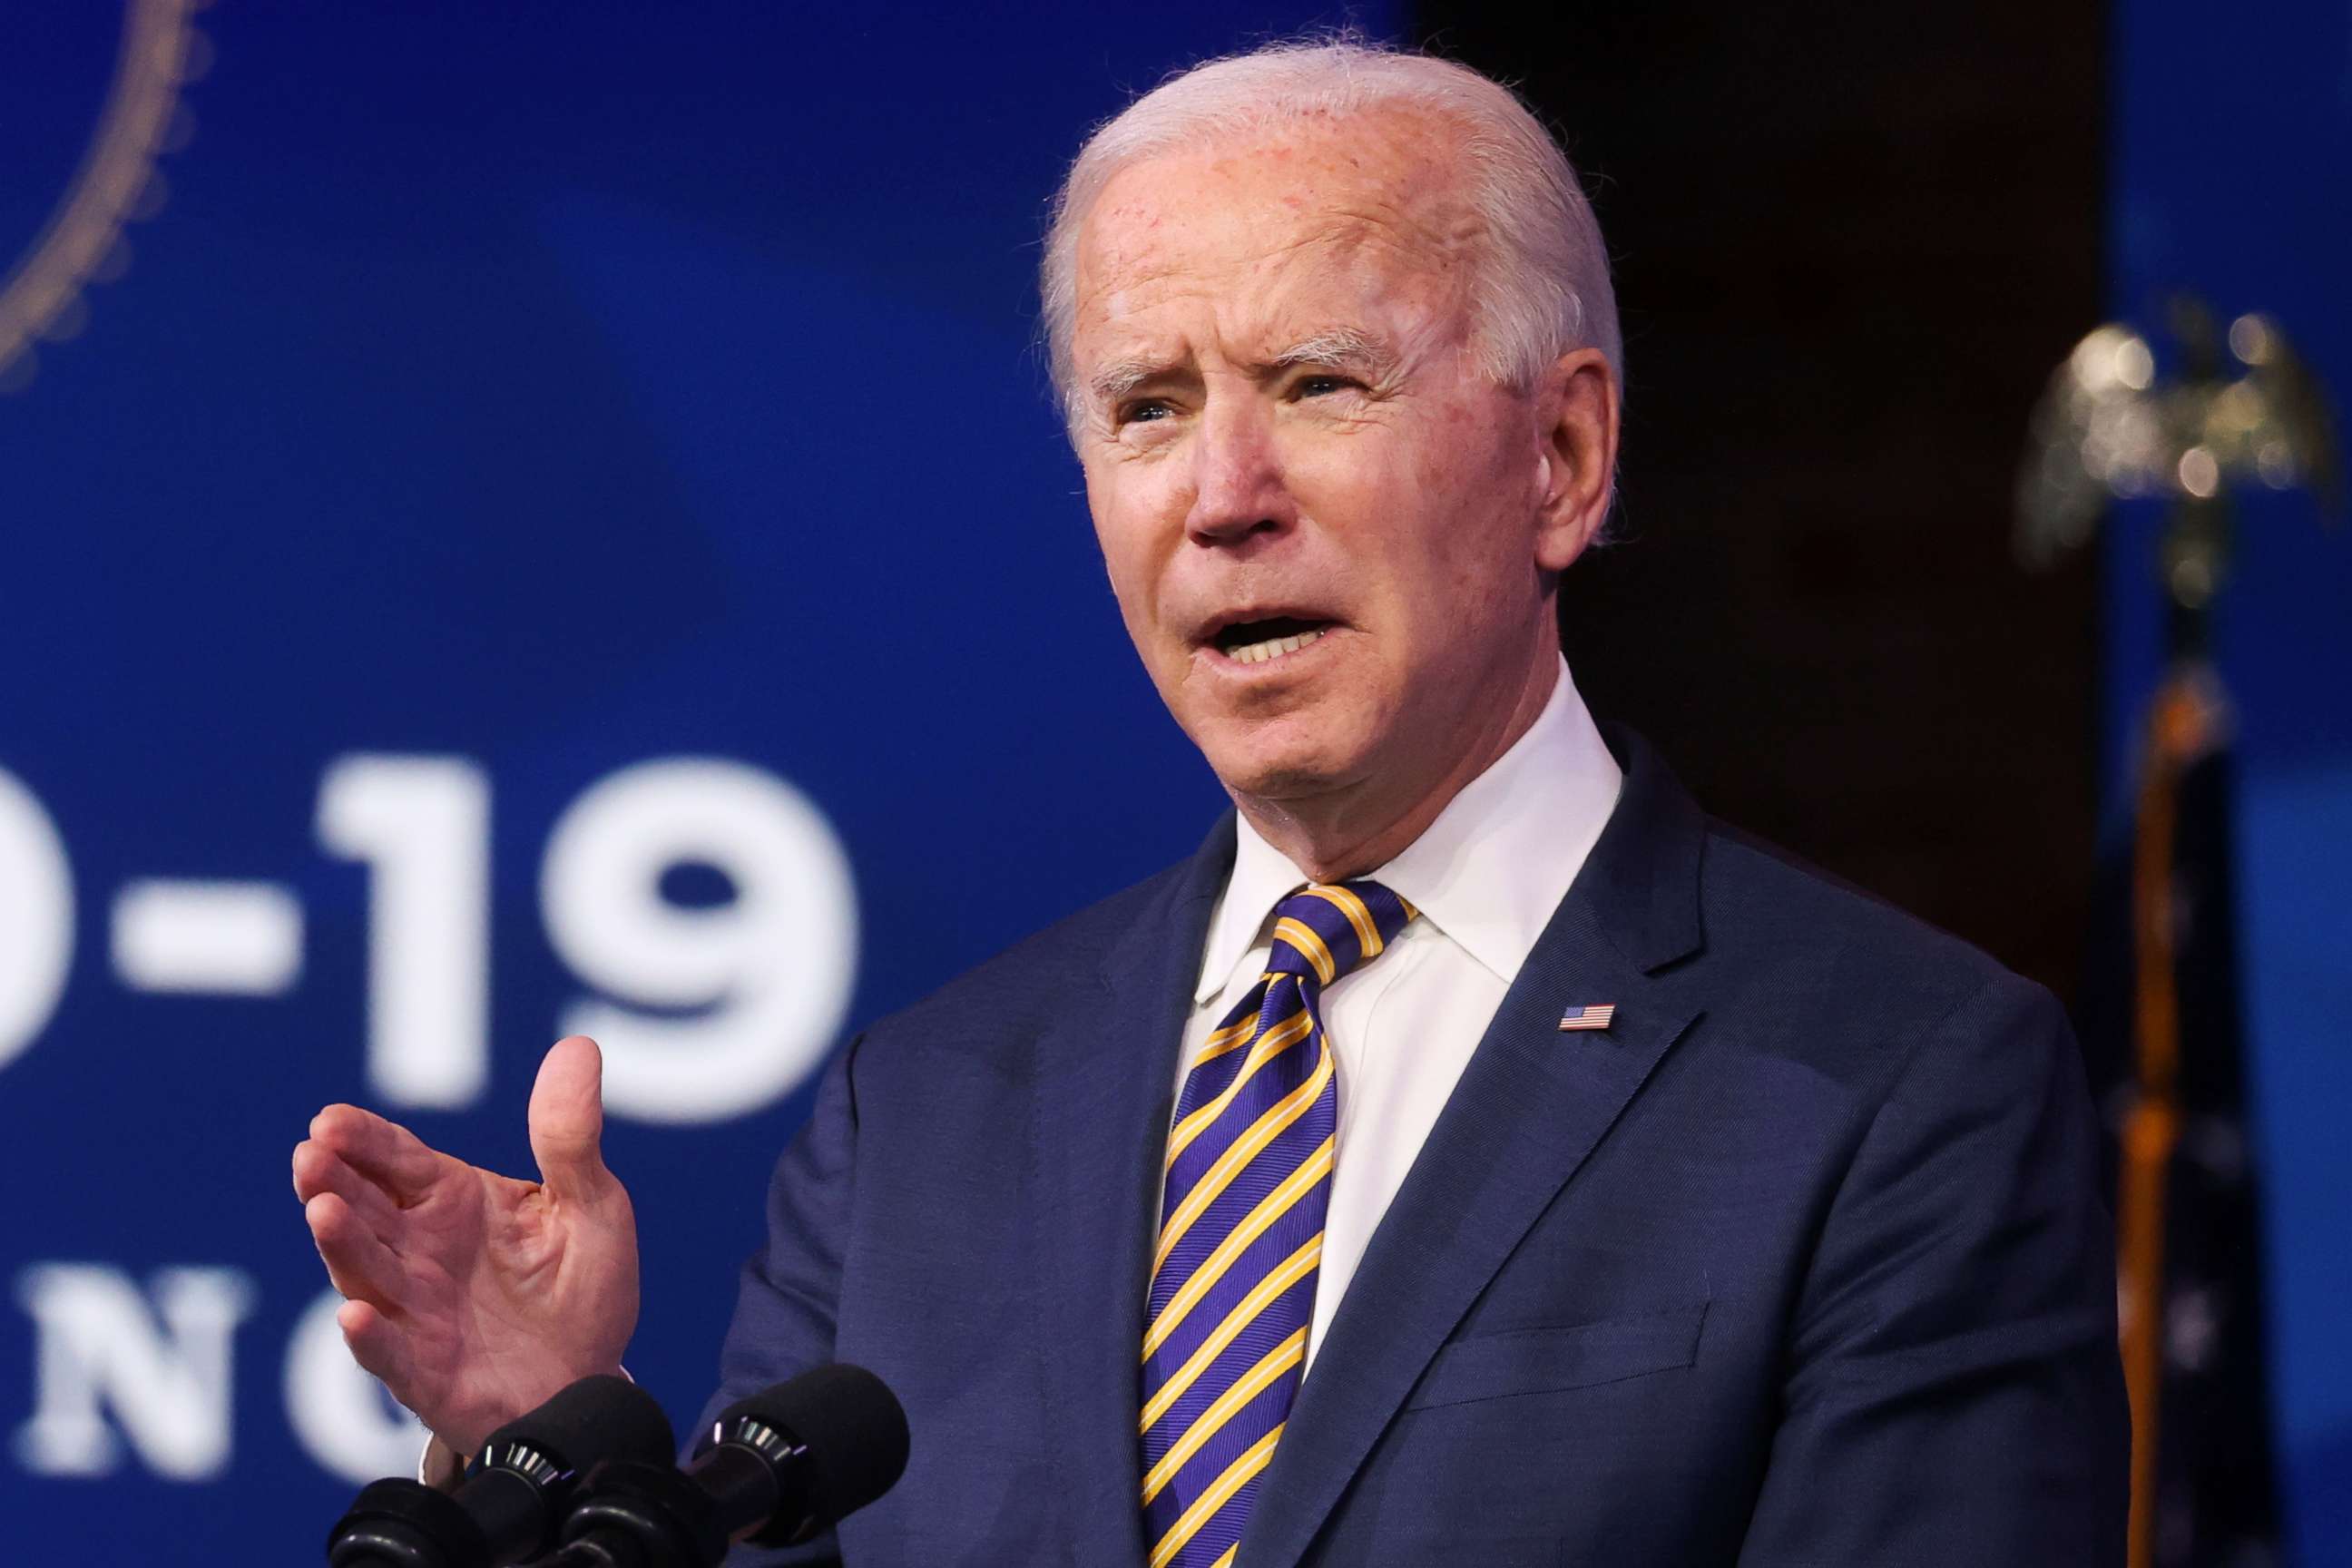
[1557,1004,1616,1033]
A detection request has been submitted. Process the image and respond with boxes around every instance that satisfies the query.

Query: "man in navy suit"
[295,39,2128,1566]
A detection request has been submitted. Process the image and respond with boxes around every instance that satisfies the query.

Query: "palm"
[295,1037,639,1455]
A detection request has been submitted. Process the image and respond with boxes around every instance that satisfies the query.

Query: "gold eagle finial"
[2017,298,2340,608]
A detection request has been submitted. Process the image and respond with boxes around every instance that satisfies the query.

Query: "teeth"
[1224,626,1327,665]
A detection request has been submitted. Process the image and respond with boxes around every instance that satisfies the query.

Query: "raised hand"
[292,1035,640,1457]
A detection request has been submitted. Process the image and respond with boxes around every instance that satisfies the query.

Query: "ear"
[1531,347,1621,574]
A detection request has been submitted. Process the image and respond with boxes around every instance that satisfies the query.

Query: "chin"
[1197,724,1374,804]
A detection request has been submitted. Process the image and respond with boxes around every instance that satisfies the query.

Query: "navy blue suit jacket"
[702,730,2128,1565]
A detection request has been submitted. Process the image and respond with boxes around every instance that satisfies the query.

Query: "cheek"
[1413,416,1530,574]
[1323,429,1509,609]
[1094,535,1156,640]
[1087,489,1181,650]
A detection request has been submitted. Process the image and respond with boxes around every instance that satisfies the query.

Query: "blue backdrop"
[0,3,1386,1559]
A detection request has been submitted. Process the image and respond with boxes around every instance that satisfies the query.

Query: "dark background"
[1420,2,2108,999]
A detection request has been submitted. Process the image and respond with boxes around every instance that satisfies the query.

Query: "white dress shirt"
[1174,656,1622,1375]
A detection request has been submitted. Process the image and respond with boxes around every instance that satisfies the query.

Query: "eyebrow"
[1084,327,1402,408]
[1086,355,1167,408]
[1259,326,1397,381]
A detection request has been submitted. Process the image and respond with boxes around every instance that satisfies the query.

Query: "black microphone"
[326,1374,677,1567]
[545,1363,909,1568]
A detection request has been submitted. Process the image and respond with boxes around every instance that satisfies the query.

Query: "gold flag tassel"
[2117,664,2228,1568]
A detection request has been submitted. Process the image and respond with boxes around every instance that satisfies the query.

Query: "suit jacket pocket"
[1404,1301,1709,1411]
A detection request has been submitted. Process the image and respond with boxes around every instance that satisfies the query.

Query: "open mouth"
[1210,615,1334,666]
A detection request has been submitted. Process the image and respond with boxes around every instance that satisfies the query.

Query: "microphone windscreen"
[719,1363,909,1534]
[484,1374,678,1473]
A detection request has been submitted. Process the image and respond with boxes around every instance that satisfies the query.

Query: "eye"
[1292,373,1357,399]
[1115,397,1175,427]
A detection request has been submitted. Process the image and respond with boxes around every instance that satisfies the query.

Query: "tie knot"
[1266,881,1416,988]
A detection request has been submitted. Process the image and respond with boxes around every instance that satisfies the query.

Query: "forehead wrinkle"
[1162,205,1458,293]
[1075,215,1348,331]
[1073,123,1489,398]
[1076,167,1469,310]
[1080,102,1485,262]
[1081,220,1442,361]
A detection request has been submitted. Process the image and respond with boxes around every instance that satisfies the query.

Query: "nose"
[1182,392,1295,546]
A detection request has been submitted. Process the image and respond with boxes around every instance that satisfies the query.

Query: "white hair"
[1040,36,1621,436]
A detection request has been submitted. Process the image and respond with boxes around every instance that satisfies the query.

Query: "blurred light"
[2170,552,2217,604]
[2070,325,2159,394]
[2227,313,2275,366]
[2178,446,2220,498]
[2257,441,2298,488]
[2212,381,2263,436]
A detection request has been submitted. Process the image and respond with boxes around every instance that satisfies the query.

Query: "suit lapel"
[1236,730,1710,1568]
[1027,818,1232,1567]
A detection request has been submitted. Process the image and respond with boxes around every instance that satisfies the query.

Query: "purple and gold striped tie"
[1139,880,1416,1568]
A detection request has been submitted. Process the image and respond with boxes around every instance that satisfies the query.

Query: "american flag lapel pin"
[1557,1003,1617,1034]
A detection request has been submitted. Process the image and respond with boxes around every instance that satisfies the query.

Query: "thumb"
[528,1035,612,1201]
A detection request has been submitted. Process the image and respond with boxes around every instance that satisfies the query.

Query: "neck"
[1231,646,1562,883]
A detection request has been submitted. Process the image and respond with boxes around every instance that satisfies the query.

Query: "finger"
[309,1102,446,1205]
[306,1191,409,1312]
[528,1036,613,1203]
[291,1141,403,1235]
[336,1298,421,1402]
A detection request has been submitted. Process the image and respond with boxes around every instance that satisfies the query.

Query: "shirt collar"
[1193,657,1623,1002]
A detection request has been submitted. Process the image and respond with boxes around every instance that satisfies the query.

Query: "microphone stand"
[542,1438,792,1568]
